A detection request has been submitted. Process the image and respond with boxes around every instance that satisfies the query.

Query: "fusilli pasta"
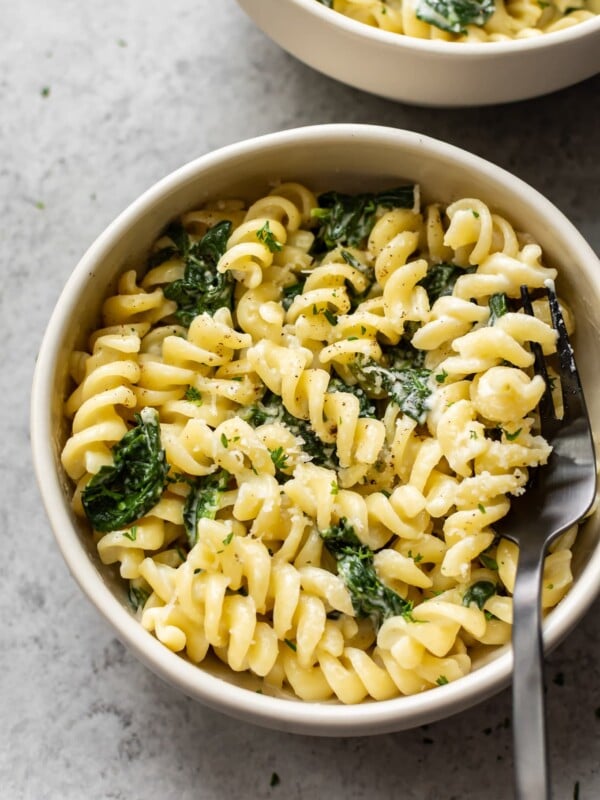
[61,182,581,703]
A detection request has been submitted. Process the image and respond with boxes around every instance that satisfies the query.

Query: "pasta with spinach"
[315,0,599,42]
[61,182,578,703]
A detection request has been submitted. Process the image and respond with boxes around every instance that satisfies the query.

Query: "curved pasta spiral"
[61,329,142,480]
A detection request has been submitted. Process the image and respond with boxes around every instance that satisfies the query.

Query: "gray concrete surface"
[1,1,599,798]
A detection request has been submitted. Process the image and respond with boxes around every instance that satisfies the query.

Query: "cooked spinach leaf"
[281,278,306,311]
[241,391,338,469]
[128,585,150,611]
[479,553,499,571]
[320,518,413,628]
[183,469,230,546]
[384,330,427,371]
[147,220,190,268]
[350,354,432,424]
[340,249,375,307]
[418,262,471,304]
[82,407,169,532]
[462,580,497,610]
[163,220,233,325]
[312,186,416,252]
[416,0,495,34]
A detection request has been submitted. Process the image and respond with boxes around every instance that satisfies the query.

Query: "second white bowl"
[237,0,600,106]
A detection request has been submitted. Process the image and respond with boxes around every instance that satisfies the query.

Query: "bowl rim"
[278,0,600,55]
[31,123,600,735]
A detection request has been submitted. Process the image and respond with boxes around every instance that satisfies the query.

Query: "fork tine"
[545,282,588,422]
[520,285,556,424]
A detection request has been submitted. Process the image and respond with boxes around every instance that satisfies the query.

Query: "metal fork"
[495,284,596,800]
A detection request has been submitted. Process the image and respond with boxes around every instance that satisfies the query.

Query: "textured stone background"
[2,1,599,798]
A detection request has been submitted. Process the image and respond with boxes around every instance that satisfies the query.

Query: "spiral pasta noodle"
[61,181,584,703]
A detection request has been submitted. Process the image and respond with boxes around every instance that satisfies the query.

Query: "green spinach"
[418,262,470,304]
[183,469,230,546]
[462,580,497,610]
[350,354,432,424]
[241,391,338,469]
[163,220,233,325]
[82,407,169,532]
[311,186,416,252]
[281,278,306,311]
[416,0,495,34]
[320,518,413,628]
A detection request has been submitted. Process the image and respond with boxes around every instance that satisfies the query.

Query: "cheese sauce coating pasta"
[316,0,599,42]
[61,183,579,703]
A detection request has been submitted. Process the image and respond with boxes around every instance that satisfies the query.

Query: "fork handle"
[512,545,550,800]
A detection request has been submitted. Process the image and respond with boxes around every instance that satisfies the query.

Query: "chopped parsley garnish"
[123,526,138,541]
[320,518,413,629]
[436,675,449,686]
[184,386,203,405]
[162,220,233,325]
[269,446,289,472]
[435,369,448,384]
[256,220,283,253]
[322,308,338,326]
[503,427,522,441]
[222,531,234,546]
[284,638,297,652]
[82,408,169,532]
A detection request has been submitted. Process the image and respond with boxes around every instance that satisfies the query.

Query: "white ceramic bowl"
[31,124,600,735]
[236,0,600,106]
